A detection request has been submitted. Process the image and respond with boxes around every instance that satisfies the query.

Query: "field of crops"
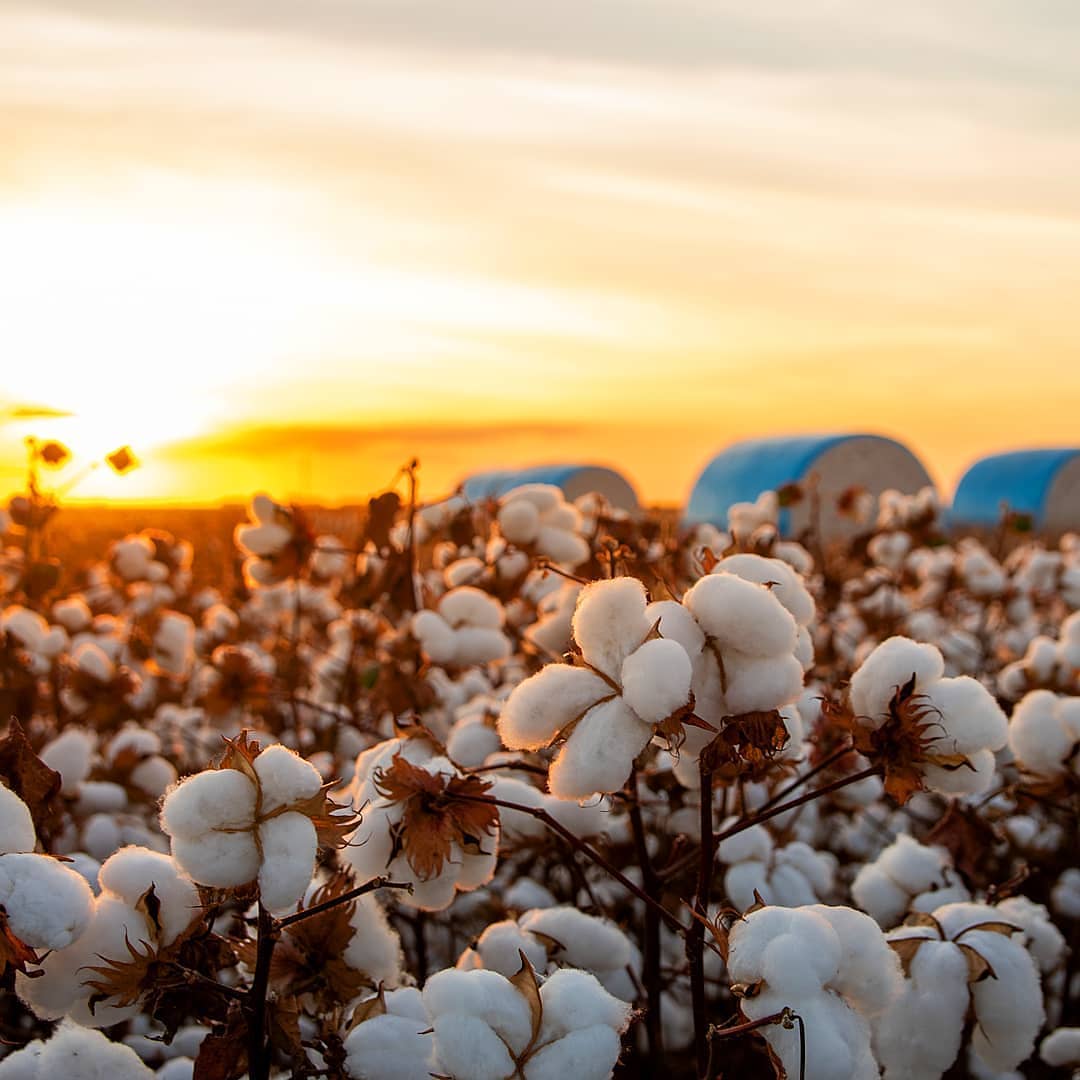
[0,472,1078,1079]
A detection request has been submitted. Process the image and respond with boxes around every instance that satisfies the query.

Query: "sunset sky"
[2,1,1079,507]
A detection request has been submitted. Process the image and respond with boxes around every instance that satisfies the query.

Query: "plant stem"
[755,742,854,814]
[277,878,413,929]
[627,767,664,1066]
[688,758,714,1077]
[246,903,278,1080]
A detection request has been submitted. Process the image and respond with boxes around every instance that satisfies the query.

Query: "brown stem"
[755,742,854,815]
[688,758,714,1076]
[277,878,414,929]
[627,767,664,1066]
[246,903,279,1080]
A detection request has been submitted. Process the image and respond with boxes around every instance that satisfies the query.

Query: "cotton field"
[0,472,1078,1080]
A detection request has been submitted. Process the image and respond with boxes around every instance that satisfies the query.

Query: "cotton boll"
[39,728,96,795]
[996,896,1067,976]
[459,920,548,977]
[411,610,457,664]
[644,599,705,657]
[852,835,958,928]
[922,676,1008,756]
[547,697,653,800]
[344,1010,436,1080]
[160,769,257,840]
[170,831,260,890]
[535,527,589,568]
[342,893,405,988]
[723,649,805,715]
[1009,690,1079,779]
[0,853,94,949]
[922,748,997,796]
[714,553,816,627]
[619,638,692,724]
[130,757,178,799]
[849,637,945,727]
[0,1020,155,1079]
[452,627,512,665]
[685,573,798,659]
[0,784,36,853]
[97,848,199,945]
[256,812,318,913]
[252,744,323,814]
[499,665,612,750]
[82,814,124,862]
[432,1013,517,1080]
[498,500,541,544]
[440,588,504,631]
[155,1060,194,1080]
[424,967,533,1060]
[536,968,633,1042]
[571,578,652,681]
[523,1025,623,1080]
[809,904,901,1015]
[1040,1027,1080,1067]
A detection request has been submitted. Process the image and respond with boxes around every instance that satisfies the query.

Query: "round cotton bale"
[951,449,1080,535]
[685,434,934,542]
[462,464,640,513]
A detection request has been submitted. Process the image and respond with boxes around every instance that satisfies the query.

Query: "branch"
[277,878,414,929]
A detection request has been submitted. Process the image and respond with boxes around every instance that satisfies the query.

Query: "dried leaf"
[957,942,996,984]
[510,950,544,1057]
[0,720,63,838]
[365,492,402,550]
[0,910,42,977]
[888,936,927,978]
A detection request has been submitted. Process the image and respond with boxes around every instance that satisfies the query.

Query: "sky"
[2,1,1079,506]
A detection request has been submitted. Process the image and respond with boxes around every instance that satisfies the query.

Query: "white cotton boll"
[395,862,458,912]
[875,937,969,1080]
[445,557,486,589]
[411,611,456,664]
[619,638,692,723]
[252,744,323,814]
[73,781,127,817]
[130,757,178,798]
[0,784,36,853]
[571,578,652,681]
[83,814,123,862]
[1009,690,1077,779]
[52,596,93,634]
[235,520,291,559]
[452,627,512,665]
[440,587,504,630]
[774,844,835,902]
[1041,1028,1080,1067]
[922,748,997,796]
[257,813,318,913]
[535,527,589,568]
[432,1014,517,1080]
[722,650,805,715]
[714,553,816,627]
[519,908,632,977]
[809,904,901,1015]
[343,1012,436,1080]
[686,573,798,659]
[537,968,632,1042]
[644,599,705,657]
[923,676,1008,755]
[505,879,556,911]
[852,835,952,927]
[425,967,533,1059]
[524,1026,623,1080]
[498,500,541,544]
[155,1060,194,1080]
[160,769,257,840]
[170,830,259,890]
[716,819,773,866]
[0,1021,155,1079]
[97,847,199,945]
[39,728,96,795]
[548,697,653,800]
[996,897,1066,976]
[849,637,945,727]
[0,853,94,949]
[342,893,405,987]
[499,665,612,750]
[724,861,772,911]
[447,722,502,768]
[460,921,547,977]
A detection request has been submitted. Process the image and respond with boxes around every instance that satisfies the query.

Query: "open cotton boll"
[0,784,36,853]
[620,638,693,724]
[547,697,653,800]
[519,907,637,986]
[685,572,798,659]
[852,835,965,928]
[721,649,805,715]
[0,853,94,949]
[0,1020,155,1079]
[713,553,816,629]
[252,743,323,814]
[341,893,405,989]
[1040,1028,1080,1068]
[921,677,1008,756]
[922,748,997,796]
[458,920,548,976]
[1008,690,1080,780]
[849,636,945,725]
[440,587,504,630]
[499,666,614,750]
[39,728,96,795]
[498,499,541,544]
[97,848,199,945]
[257,812,318,913]
[160,768,257,840]
[343,991,436,1080]
[571,578,652,682]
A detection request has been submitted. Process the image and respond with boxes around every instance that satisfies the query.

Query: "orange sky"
[2,2,1079,507]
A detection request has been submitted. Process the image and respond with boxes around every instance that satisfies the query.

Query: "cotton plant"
[715,821,836,911]
[851,833,970,928]
[876,901,1045,1078]
[420,961,633,1080]
[493,484,590,570]
[1007,689,1080,784]
[725,903,902,1079]
[159,737,354,913]
[998,612,1080,699]
[411,586,512,667]
[499,576,693,800]
[1,605,67,674]
[17,846,200,1027]
[0,1019,156,1079]
[233,493,313,587]
[457,906,641,1002]
[344,735,499,910]
[0,784,95,975]
[844,636,1008,801]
